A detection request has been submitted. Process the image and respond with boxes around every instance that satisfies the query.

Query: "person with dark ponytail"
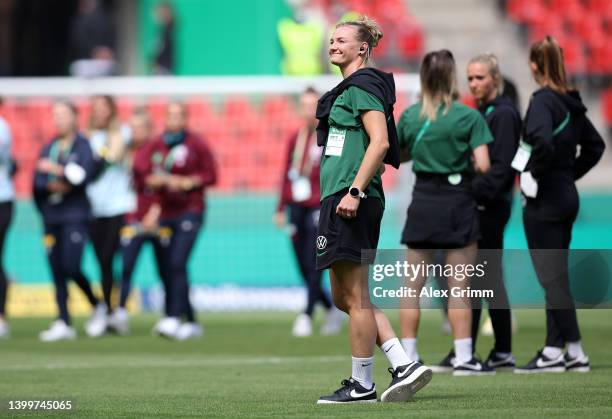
[315,16,431,404]
[515,36,605,373]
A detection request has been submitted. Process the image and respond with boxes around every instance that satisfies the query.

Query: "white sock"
[495,351,512,358]
[542,346,563,359]
[381,338,412,369]
[454,338,473,365]
[567,341,586,359]
[401,338,420,362]
[351,356,374,389]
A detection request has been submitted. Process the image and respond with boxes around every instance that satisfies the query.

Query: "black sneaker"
[429,349,455,373]
[514,350,565,374]
[317,378,377,404]
[564,353,590,373]
[453,357,496,376]
[484,349,516,371]
[380,361,433,402]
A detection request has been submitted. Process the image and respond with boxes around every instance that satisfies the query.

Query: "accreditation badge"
[511,140,532,172]
[325,127,346,157]
[291,176,312,202]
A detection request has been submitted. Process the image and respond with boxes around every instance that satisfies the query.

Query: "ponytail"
[529,35,570,93]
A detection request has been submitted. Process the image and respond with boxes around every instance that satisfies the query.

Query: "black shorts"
[401,174,480,249]
[316,189,384,270]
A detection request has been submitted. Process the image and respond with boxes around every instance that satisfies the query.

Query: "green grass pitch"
[1,310,611,418]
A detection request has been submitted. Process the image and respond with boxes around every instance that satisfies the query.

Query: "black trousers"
[44,222,99,324]
[119,229,167,311]
[160,212,202,322]
[0,201,13,316]
[472,201,512,353]
[91,214,124,311]
[288,205,331,316]
[523,211,581,347]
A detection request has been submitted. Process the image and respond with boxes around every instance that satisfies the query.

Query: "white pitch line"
[0,355,346,372]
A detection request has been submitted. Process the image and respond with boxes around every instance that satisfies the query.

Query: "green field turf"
[1,310,611,418]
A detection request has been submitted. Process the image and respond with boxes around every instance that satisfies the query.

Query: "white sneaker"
[292,313,312,337]
[153,317,181,339]
[0,319,9,339]
[85,304,108,338]
[108,308,129,335]
[39,320,76,342]
[175,322,204,341]
[320,307,345,336]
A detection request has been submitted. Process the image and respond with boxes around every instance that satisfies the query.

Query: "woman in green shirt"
[315,16,431,404]
[397,49,494,375]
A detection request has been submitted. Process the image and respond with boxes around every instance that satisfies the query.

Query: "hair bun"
[358,15,383,47]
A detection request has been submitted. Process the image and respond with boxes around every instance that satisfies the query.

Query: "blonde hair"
[529,35,570,93]
[419,49,458,121]
[336,15,383,64]
[468,53,504,95]
[87,95,126,163]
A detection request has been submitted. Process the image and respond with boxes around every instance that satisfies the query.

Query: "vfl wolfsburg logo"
[316,236,327,250]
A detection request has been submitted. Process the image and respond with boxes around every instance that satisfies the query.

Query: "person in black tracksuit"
[33,101,103,341]
[467,54,521,370]
[515,36,605,374]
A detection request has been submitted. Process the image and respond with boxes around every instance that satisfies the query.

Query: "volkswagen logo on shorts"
[316,236,327,250]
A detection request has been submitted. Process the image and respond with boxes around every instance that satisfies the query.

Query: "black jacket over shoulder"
[316,67,400,168]
[523,87,605,220]
[472,95,521,206]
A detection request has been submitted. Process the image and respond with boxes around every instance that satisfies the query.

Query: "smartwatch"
[349,187,367,199]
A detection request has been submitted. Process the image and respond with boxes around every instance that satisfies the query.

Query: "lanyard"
[552,112,570,137]
[290,127,315,177]
[163,145,181,171]
[48,139,75,180]
[412,119,431,153]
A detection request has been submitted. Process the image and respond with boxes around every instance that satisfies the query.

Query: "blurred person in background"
[397,49,494,376]
[33,101,106,342]
[147,102,216,340]
[153,2,176,75]
[108,110,167,335]
[515,36,605,374]
[69,0,116,77]
[86,95,135,335]
[315,17,431,404]
[464,53,521,371]
[0,97,16,339]
[274,87,344,337]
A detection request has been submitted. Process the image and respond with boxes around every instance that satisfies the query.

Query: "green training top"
[397,101,493,174]
[320,86,386,205]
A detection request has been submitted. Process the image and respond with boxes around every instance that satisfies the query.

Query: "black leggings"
[161,212,201,322]
[472,202,512,353]
[91,214,124,311]
[119,230,167,311]
[0,201,13,316]
[524,211,581,347]
[45,222,99,324]
[288,205,331,316]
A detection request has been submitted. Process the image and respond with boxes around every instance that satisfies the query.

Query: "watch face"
[350,187,359,197]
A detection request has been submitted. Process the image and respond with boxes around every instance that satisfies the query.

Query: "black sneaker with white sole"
[317,378,377,404]
[484,349,516,371]
[514,350,565,374]
[564,353,590,372]
[453,357,496,376]
[429,349,455,373]
[381,361,433,402]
